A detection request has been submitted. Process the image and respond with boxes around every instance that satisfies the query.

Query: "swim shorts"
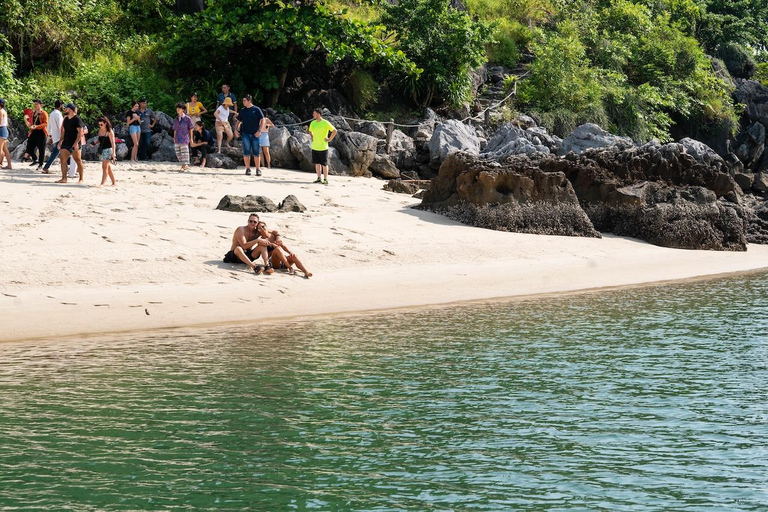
[311,149,328,165]
[223,248,254,264]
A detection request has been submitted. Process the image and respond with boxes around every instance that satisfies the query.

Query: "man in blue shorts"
[234,94,266,176]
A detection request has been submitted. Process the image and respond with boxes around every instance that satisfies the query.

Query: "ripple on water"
[0,272,767,510]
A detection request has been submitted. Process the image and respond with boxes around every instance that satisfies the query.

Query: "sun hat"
[222,97,233,106]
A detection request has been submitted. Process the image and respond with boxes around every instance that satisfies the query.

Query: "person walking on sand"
[93,116,116,187]
[214,97,234,153]
[57,103,84,183]
[186,93,207,125]
[125,101,141,163]
[222,213,275,274]
[234,94,265,176]
[137,98,156,161]
[172,102,194,171]
[259,117,274,170]
[26,99,49,171]
[256,221,312,278]
[42,99,63,174]
[308,108,336,185]
[0,99,11,170]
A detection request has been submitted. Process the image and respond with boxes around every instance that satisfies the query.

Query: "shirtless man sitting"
[223,213,276,275]
[256,221,313,278]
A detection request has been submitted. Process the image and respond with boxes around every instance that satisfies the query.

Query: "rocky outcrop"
[206,152,238,169]
[481,123,552,159]
[384,180,419,194]
[355,121,387,139]
[420,152,601,238]
[428,120,480,169]
[216,195,278,212]
[278,195,306,213]
[548,140,739,199]
[558,123,633,156]
[331,131,377,177]
[268,127,299,169]
[370,155,400,179]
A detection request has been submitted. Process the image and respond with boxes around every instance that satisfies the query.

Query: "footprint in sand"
[60,302,77,306]
[94,304,109,307]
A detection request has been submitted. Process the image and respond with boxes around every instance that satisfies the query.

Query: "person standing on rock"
[56,103,84,184]
[0,99,11,170]
[214,97,234,153]
[233,94,265,176]
[26,99,48,171]
[172,102,194,171]
[42,100,63,174]
[137,98,156,161]
[308,108,336,185]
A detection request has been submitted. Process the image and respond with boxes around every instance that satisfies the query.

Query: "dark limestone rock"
[268,127,299,169]
[755,172,768,193]
[384,180,419,195]
[744,195,768,243]
[355,121,387,139]
[420,152,600,238]
[370,154,401,179]
[150,132,177,162]
[734,172,756,191]
[278,195,307,213]
[206,152,238,169]
[558,123,633,156]
[331,131,377,176]
[216,195,278,213]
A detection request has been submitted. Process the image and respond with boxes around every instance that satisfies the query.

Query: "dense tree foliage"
[380,0,492,107]
[0,0,766,139]
[163,0,418,106]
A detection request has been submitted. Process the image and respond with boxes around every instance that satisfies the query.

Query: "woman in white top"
[0,99,12,170]
[214,97,234,153]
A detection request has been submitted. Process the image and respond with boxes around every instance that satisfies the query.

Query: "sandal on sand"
[264,265,274,275]
[254,265,264,275]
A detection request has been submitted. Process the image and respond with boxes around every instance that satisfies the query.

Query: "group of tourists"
[0,84,338,186]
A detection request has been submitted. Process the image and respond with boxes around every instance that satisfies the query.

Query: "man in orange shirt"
[26,99,49,171]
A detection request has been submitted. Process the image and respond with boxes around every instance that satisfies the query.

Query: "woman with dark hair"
[94,116,117,186]
[125,101,141,163]
[190,120,214,167]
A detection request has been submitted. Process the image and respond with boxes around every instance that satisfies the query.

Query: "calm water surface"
[0,272,767,510]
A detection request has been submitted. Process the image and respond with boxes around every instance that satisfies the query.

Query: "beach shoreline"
[1,162,767,343]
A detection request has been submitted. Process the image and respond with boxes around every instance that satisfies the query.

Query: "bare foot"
[77,180,84,185]
[96,183,104,188]
[305,272,313,279]
[109,182,117,187]
[55,179,67,184]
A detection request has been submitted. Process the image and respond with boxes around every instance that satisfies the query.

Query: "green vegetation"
[0,0,765,141]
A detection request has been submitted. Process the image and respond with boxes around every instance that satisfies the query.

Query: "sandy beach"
[0,161,766,342]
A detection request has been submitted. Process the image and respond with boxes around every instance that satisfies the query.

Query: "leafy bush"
[715,42,756,79]
[380,0,492,107]
[344,70,379,112]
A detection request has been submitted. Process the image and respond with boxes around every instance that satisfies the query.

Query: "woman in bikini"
[256,222,313,278]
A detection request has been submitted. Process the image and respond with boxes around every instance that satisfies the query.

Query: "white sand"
[0,161,766,342]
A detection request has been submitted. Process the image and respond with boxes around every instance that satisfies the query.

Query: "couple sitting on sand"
[223,213,312,278]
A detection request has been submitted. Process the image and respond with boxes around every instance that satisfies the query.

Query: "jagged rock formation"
[420,152,600,238]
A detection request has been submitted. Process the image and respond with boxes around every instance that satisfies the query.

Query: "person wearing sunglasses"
[222,213,275,274]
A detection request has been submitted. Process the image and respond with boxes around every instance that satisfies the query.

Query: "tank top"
[0,108,7,127]
[98,133,112,152]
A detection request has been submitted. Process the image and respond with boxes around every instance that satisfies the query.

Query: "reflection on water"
[0,273,767,510]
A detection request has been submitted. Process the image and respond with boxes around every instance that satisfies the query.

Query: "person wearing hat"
[41,99,64,174]
[214,96,234,153]
[25,99,49,171]
[216,84,237,113]
[56,102,85,183]
[0,99,11,170]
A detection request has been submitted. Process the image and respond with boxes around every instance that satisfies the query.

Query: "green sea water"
[0,272,767,510]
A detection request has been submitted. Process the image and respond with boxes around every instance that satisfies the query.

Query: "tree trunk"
[269,42,296,107]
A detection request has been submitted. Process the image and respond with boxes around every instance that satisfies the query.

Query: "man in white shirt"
[41,99,64,174]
